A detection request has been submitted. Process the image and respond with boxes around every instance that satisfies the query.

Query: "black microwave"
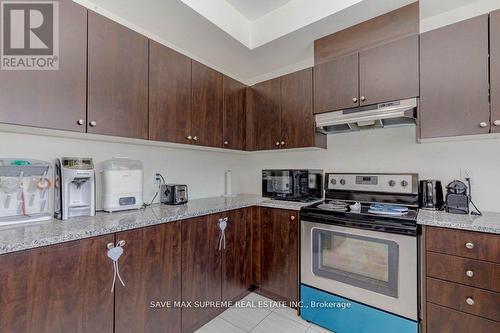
[262,169,323,201]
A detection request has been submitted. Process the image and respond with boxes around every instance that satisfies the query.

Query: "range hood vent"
[315,98,417,134]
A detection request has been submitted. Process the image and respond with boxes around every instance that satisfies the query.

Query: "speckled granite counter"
[417,210,500,234]
[0,194,318,255]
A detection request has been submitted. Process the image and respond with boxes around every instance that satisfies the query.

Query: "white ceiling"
[72,0,493,85]
[226,0,291,20]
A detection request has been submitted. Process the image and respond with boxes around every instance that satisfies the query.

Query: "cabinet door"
[223,76,246,150]
[420,15,490,138]
[191,61,223,147]
[0,0,87,131]
[222,209,252,302]
[115,222,182,333]
[252,78,281,150]
[313,53,359,113]
[281,68,315,148]
[359,35,419,106]
[87,12,148,139]
[182,215,222,332]
[260,208,298,303]
[0,235,114,333]
[491,10,500,133]
[149,41,192,144]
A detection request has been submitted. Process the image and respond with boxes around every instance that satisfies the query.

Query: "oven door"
[301,220,417,320]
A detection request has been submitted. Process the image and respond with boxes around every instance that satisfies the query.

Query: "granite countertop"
[0,194,319,255]
[417,209,500,234]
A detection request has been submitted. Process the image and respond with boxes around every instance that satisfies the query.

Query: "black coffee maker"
[445,180,469,214]
[419,180,444,210]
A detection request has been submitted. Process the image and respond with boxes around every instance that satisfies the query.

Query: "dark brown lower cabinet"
[222,208,252,301]
[0,235,114,333]
[181,215,223,332]
[115,222,182,333]
[426,303,500,333]
[260,208,298,303]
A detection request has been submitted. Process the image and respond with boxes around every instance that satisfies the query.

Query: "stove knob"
[330,179,337,185]
[340,179,346,185]
[401,180,409,187]
[388,180,396,187]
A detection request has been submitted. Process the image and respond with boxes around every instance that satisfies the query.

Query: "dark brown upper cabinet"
[249,74,326,150]
[0,235,114,333]
[251,78,282,150]
[149,41,192,144]
[314,53,359,114]
[359,35,419,106]
[223,76,247,150]
[115,222,182,333]
[420,15,490,139]
[281,69,316,148]
[87,12,149,139]
[222,209,252,302]
[260,208,299,303]
[314,35,419,114]
[0,0,87,132]
[191,61,224,148]
[491,10,500,134]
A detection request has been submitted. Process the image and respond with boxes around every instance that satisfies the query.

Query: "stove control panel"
[326,173,418,194]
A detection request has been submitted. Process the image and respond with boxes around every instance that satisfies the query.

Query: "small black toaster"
[160,184,188,205]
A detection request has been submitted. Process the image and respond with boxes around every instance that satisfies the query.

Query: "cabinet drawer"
[427,252,500,292]
[426,226,500,263]
[426,278,500,322]
[427,303,500,333]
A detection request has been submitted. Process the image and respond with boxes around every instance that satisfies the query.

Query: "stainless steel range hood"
[315,98,417,134]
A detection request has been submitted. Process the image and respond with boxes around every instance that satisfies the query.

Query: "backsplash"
[0,131,247,210]
[243,127,500,213]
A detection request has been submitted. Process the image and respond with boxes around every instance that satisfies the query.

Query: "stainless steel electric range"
[300,173,420,333]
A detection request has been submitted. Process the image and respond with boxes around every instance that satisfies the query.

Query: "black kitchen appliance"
[160,184,188,205]
[419,180,444,210]
[262,169,322,202]
[445,180,469,214]
[444,179,481,215]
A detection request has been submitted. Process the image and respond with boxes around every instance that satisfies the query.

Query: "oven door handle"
[300,212,417,236]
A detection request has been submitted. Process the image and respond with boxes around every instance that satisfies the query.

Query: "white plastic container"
[0,158,53,225]
[101,158,143,212]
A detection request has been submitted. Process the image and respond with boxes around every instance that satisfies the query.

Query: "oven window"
[312,228,399,298]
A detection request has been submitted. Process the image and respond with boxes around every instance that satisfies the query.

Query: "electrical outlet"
[153,172,162,185]
[460,168,474,184]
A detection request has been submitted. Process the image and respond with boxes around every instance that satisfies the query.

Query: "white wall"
[243,127,500,212]
[0,132,247,209]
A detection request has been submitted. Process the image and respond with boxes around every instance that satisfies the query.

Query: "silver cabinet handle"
[280,141,285,146]
[89,120,97,127]
[193,136,198,141]
[465,270,474,278]
[107,240,126,292]
[352,97,358,103]
[187,135,192,140]
[466,297,475,306]
[494,120,500,126]
[479,122,488,128]
[360,96,366,102]
[465,242,474,250]
[224,141,228,145]
[275,141,280,146]
[218,217,228,250]
[77,119,84,125]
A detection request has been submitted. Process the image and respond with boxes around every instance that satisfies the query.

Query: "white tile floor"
[195,293,333,333]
